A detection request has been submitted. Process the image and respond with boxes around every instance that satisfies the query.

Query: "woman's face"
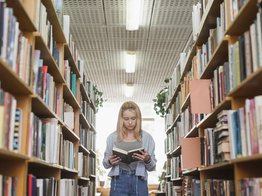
[122,109,137,131]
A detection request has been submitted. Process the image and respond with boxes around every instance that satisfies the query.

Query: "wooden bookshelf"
[170,145,181,157]
[163,0,262,195]
[196,0,223,46]
[200,38,228,79]
[41,0,66,43]
[180,93,190,112]
[64,44,81,78]
[6,0,37,32]
[225,0,258,36]
[0,149,29,161]
[167,83,181,110]
[198,97,231,129]
[0,58,33,95]
[0,0,97,195]
[63,84,81,109]
[34,35,65,83]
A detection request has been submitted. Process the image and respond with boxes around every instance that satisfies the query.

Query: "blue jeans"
[110,169,148,196]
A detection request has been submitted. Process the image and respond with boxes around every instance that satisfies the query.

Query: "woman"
[103,101,157,196]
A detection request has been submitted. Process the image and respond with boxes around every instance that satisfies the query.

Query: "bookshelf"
[0,0,96,195]
[164,0,262,195]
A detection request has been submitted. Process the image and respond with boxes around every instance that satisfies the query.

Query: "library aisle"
[2,0,262,196]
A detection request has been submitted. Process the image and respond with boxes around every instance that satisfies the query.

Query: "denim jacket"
[103,130,157,180]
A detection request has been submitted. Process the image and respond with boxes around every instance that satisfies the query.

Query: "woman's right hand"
[108,154,120,166]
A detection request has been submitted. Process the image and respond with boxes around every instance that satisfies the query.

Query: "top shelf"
[41,0,66,43]
[195,0,223,46]
[225,0,258,36]
[7,0,37,32]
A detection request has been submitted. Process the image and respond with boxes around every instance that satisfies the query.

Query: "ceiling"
[63,0,195,104]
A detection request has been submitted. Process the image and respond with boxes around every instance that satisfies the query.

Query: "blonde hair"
[116,101,142,141]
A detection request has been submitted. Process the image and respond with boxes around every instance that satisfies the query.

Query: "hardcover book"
[112,147,144,164]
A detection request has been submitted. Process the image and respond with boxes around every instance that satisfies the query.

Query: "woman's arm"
[103,134,114,169]
[143,132,157,171]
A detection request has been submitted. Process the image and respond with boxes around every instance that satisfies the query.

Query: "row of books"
[183,176,200,196]
[166,52,186,104]
[64,60,77,97]
[27,174,93,196]
[227,0,248,26]
[53,0,63,26]
[192,1,262,92]
[28,116,61,164]
[63,15,79,62]
[202,179,235,196]
[239,177,262,195]
[165,122,182,153]
[210,62,230,109]
[89,156,96,176]
[170,156,182,180]
[228,95,262,158]
[180,106,202,136]
[79,126,95,151]
[61,139,75,170]
[78,152,90,178]
[36,1,54,53]
[203,110,230,166]
[0,2,32,86]
[192,0,247,43]
[192,1,226,80]
[81,98,96,126]
[27,175,58,196]
[38,0,80,65]
[1,1,80,96]
[165,91,181,129]
[180,71,192,107]
[165,182,182,196]
[63,102,74,130]
[174,93,262,168]
[28,114,77,170]
[227,3,262,91]
[0,175,18,196]
[165,110,203,154]
[0,87,22,151]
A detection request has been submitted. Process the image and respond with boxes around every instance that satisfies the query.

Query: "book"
[181,137,202,170]
[189,79,212,114]
[112,147,144,164]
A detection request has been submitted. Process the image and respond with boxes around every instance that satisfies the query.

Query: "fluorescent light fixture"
[125,51,136,73]
[126,0,142,30]
[124,83,134,97]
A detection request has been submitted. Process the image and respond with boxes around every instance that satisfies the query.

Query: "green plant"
[93,85,106,112]
[153,78,170,118]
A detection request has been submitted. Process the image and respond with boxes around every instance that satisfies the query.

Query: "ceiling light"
[124,83,134,97]
[125,51,136,73]
[126,0,142,30]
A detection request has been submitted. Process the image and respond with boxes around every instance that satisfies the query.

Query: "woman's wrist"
[144,155,151,164]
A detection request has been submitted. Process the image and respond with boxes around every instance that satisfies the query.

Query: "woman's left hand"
[132,150,151,163]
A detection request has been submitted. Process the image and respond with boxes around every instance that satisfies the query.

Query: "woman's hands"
[108,150,151,166]
[108,154,121,166]
[132,150,151,163]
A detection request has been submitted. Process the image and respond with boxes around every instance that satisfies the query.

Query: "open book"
[112,147,144,164]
